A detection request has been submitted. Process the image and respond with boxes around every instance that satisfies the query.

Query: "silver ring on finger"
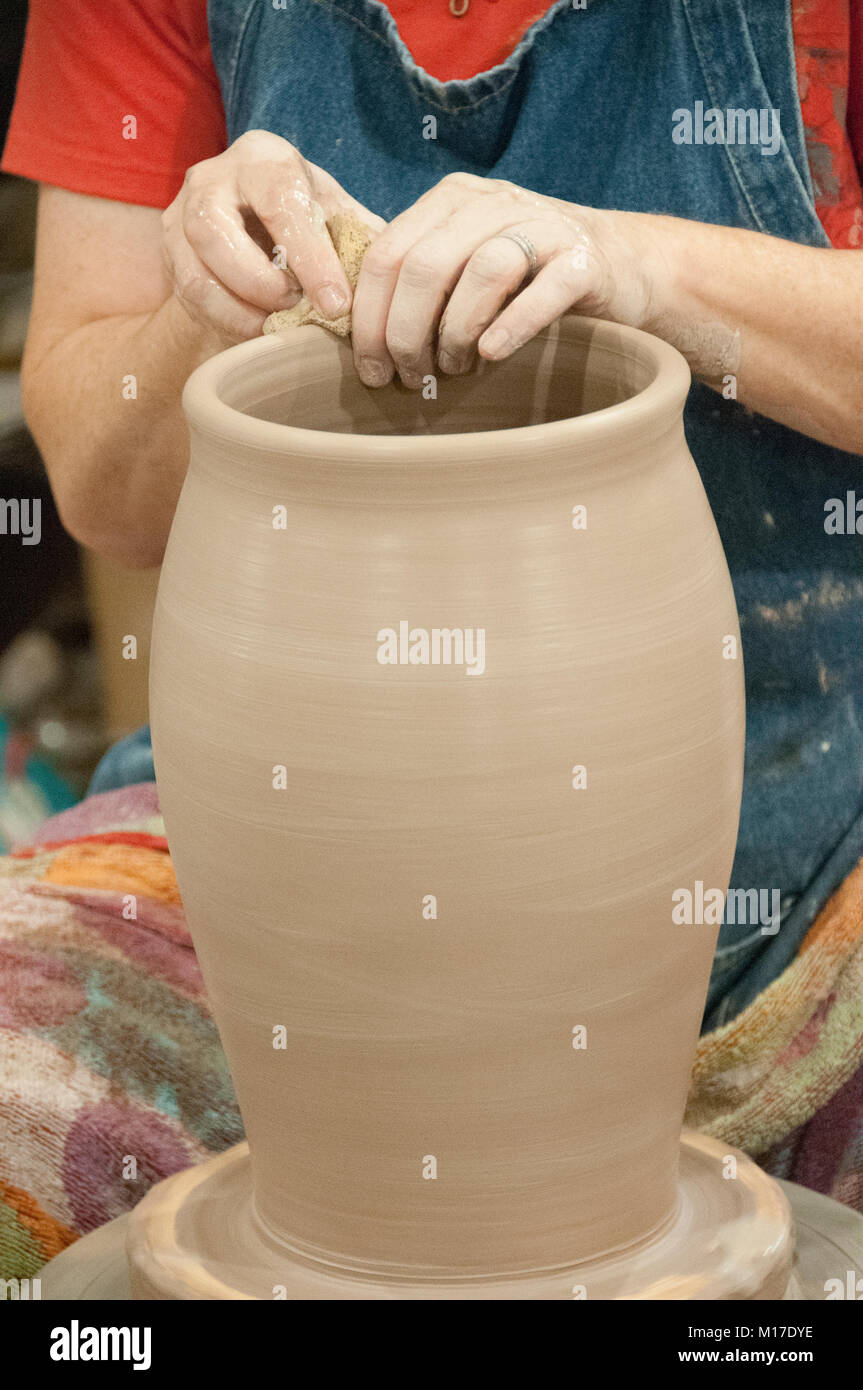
[494,230,539,282]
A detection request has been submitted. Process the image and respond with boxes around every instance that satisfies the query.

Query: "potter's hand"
[350,172,654,388]
[162,130,386,341]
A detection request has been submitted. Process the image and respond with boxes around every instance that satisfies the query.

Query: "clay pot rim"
[183,314,691,461]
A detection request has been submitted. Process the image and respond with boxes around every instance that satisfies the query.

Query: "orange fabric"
[12,832,169,858]
[41,842,182,905]
[0,1178,79,1261]
[800,849,863,954]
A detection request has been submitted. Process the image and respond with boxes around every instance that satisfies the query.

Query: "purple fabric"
[22,782,160,847]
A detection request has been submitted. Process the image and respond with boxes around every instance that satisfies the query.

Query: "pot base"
[108,1131,794,1299]
[42,1136,863,1301]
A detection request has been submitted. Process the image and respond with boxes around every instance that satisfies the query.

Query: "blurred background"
[0,0,157,850]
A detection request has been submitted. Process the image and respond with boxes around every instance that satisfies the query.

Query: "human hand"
[162,130,385,342]
[350,172,659,387]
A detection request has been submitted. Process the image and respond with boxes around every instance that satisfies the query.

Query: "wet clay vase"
[136,316,793,1299]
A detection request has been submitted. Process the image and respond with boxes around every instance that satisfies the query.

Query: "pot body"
[150,318,744,1276]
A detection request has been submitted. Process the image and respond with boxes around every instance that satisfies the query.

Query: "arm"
[21,187,221,568]
[632,212,863,454]
[22,134,385,568]
[350,175,863,456]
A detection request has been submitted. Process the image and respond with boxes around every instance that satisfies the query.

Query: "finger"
[438,220,572,373]
[180,173,303,313]
[351,174,482,385]
[369,197,564,388]
[477,250,602,361]
[167,234,266,342]
[382,194,526,384]
[305,160,387,236]
[238,160,354,320]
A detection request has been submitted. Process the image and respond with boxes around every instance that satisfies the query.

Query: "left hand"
[351,172,657,388]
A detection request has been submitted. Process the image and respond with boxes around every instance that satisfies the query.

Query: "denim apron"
[93,0,863,1028]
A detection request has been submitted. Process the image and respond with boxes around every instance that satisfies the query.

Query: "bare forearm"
[630,213,863,453]
[22,295,227,567]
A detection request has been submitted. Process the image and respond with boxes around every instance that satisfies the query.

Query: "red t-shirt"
[3,0,863,248]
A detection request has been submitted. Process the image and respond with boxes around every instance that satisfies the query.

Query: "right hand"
[162,129,384,342]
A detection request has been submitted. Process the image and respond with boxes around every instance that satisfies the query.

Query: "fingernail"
[438,350,464,375]
[318,283,350,318]
[479,326,510,358]
[358,358,391,387]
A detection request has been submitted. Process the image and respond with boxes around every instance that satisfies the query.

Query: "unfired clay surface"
[127,1133,793,1300]
[142,316,785,1297]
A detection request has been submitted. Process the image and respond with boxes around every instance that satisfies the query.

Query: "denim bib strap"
[682,0,828,244]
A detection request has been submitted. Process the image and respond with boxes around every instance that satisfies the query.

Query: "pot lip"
[182,315,691,461]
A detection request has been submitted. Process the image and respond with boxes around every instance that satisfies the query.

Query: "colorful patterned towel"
[0,783,861,1282]
[685,854,863,1212]
[0,785,242,1281]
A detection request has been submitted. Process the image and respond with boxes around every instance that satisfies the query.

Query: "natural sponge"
[262,213,374,339]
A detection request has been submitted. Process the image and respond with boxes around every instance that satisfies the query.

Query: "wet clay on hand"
[262,213,375,338]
